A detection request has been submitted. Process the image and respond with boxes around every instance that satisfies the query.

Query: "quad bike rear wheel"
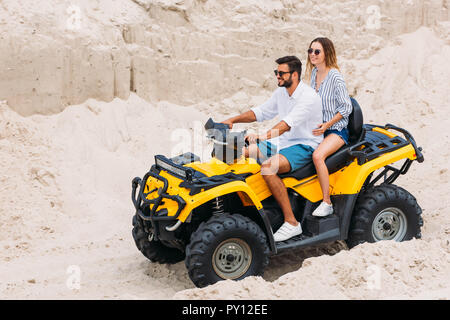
[347,184,423,248]
[132,213,185,264]
[185,213,270,288]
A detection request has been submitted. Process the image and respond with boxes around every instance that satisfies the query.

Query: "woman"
[305,37,353,217]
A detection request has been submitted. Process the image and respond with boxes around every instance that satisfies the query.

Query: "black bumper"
[131,168,186,223]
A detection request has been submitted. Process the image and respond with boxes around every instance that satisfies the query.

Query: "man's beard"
[278,76,293,88]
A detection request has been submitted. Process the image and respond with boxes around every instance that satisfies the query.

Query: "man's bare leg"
[261,154,298,226]
[242,143,265,162]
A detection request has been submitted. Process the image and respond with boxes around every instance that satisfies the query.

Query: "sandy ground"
[0,0,449,299]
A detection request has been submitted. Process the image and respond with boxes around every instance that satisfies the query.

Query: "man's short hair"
[275,56,302,78]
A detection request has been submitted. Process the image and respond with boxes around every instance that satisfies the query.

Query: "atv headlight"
[155,155,188,179]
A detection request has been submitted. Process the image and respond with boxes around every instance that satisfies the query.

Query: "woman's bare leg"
[312,134,345,204]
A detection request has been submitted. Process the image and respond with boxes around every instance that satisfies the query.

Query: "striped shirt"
[310,68,352,131]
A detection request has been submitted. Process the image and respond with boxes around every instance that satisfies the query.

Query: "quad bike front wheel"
[347,184,423,248]
[185,213,270,288]
[132,213,185,264]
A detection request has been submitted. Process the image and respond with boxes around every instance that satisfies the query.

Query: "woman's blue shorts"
[324,128,349,145]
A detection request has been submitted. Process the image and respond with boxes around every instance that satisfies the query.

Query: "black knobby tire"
[346,184,423,249]
[132,214,185,264]
[185,213,270,288]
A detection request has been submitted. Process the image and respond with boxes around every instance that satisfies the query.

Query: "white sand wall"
[1,0,448,115]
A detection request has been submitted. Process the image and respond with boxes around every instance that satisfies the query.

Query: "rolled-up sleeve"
[334,81,352,118]
[251,91,278,122]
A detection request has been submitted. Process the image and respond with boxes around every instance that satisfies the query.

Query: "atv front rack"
[131,169,186,222]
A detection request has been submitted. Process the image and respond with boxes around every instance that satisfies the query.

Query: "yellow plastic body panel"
[185,157,261,176]
[178,180,263,222]
[332,143,417,194]
[185,158,229,176]
[244,169,340,203]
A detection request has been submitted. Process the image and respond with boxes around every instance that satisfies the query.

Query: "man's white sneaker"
[273,222,302,242]
[312,201,334,217]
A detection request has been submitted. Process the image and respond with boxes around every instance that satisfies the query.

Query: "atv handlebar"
[205,118,248,143]
[205,118,248,163]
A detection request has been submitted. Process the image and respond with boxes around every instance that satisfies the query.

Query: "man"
[222,56,323,242]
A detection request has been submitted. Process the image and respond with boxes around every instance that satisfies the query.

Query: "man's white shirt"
[251,81,324,150]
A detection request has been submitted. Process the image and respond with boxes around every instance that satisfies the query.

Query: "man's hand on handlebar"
[221,111,258,129]
[221,119,234,129]
[245,133,260,145]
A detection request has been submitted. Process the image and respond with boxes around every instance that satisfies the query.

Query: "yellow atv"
[131,98,424,288]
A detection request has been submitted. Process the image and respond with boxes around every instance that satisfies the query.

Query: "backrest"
[348,97,364,144]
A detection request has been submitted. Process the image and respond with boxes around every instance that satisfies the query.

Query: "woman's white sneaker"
[273,222,302,242]
[312,201,333,217]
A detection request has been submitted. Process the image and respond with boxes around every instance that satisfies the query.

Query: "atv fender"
[177,180,263,222]
[334,143,417,195]
[177,181,277,253]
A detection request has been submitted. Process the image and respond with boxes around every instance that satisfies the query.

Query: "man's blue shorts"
[256,140,314,172]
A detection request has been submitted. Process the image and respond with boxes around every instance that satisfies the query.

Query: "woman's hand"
[312,123,329,136]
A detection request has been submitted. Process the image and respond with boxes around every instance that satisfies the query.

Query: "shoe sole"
[274,231,303,242]
[312,213,332,217]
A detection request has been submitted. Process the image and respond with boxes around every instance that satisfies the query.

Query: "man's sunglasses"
[308,48,321,55]
[274,70,293,77]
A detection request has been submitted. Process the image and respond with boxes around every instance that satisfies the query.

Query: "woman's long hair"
[304,37,340,82]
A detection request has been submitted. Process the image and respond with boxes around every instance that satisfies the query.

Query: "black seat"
[279,97,364,180]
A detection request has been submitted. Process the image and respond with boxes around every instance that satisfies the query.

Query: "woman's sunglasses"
[307,48,321,55]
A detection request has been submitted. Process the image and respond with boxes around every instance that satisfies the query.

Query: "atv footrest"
[275,229,340,253]
[280,234,308,245]
[305,214,340,236]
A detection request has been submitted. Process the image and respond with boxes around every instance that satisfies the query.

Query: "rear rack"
[384,123,424,163]
[348,124,423,165]
[348,123,424,189]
